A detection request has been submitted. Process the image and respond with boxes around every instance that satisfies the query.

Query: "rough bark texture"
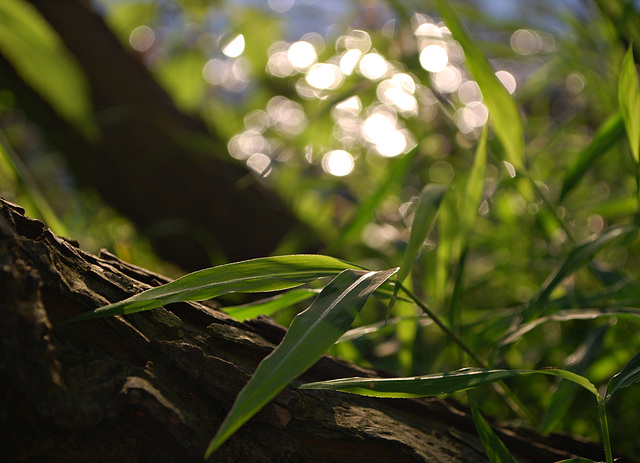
[0,0,310,271]
[0,197,608,462]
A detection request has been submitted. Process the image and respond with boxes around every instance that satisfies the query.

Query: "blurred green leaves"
[0,0,90,128]
[619,45,640,163]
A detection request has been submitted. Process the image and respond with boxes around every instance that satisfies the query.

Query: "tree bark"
[0,197,610,463]
[1,0,311,271]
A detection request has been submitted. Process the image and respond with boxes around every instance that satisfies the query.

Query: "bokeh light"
[340,49,362,75]
[359,53,389,80]
[510,29,542,55]
[288,41,317,70]
[222,34,245,58]
[362,111,408,157]
[419,44,448,72]
[129,26,155,52]
[268,0,294,13]
[306,63,343,90]
[322,150,355,176]
[432,64,462,93]
[496,70,517,94]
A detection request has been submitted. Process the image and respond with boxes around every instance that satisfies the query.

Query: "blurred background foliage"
[1,0,640,457]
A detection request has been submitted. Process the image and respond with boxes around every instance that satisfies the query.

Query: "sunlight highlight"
[359,53,388,80]
[362,112,407,157]
[419,44,448,73]
[222,34,245,58]
[322,150,354,176]
[306,63,343,90]
[288,41,317,70]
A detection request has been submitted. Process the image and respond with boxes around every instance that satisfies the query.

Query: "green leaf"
[554,459,600,463]
[471,402,518,463]
[524,226,636,322]
[619,45,640,163]
[605,351,640,402]
[67,255,362,322]
[336,315,431,343]
[387,184,448,318]
[436,0,524,172]
[456,123,488,257]
[560,113,625,202]
[223,288,319,321]
[299,367,599,399]
[204,267,398,458]
[500,308,640,348]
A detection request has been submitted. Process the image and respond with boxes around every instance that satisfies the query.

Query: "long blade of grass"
[387,184,448,318]
[619,45,640,163]
[299,367,599,399]
[559,112,625,202]
[470,402,518,463]
[605,351,640,402]
[524,225,636,322]
[554,459,599,463]
[67,255,362,322]
[337,315,432,343]
[456,124,488,257]
[223,288,319,321]
[436,0,524,172]
[500,308,640,348]
[204,267,398,458]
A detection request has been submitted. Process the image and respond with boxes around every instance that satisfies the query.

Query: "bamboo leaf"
[619,45,640,163]
[471,402,518,463]
[67,255,362,322]
[500,308,640,348]
[387,184,448,318]
[299,367,599,399]
[204,267,398,458]
[560,113,625,202]
[223,288,319,321]
[436,0,524,172]
[397,184,449,285]
[524,226,636,322]
[605,351,640,402]
[457,124,488,257]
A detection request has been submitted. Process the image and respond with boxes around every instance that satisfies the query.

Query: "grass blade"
[605,351,640,402]
[67,255,362,322]
[204,267,398,458]
[619,45,640,163]
[299,367,599,399]
[456,124,488,257]
[387,184,448,318]
[559,112,625,202]
[524,225,636,322]
[436,0,524,172]
[500,308,640,348]
[223,288,319,321]
[471,402,518,463]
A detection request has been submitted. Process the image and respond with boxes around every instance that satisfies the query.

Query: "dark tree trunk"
[0,197,610,462]
[0,0,312,271]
